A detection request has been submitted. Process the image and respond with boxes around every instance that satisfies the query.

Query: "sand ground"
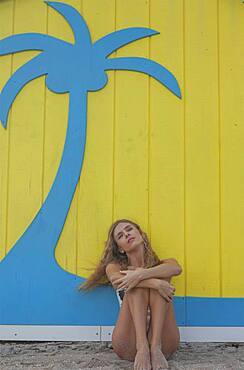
[0,341,244,369]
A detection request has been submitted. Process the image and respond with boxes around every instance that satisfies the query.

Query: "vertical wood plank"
[184,0,220,297]
[76,0,115,277]
[114,0,149,232]
[219,0,244,297]
[150,0,185,296]
[6,0,46,253]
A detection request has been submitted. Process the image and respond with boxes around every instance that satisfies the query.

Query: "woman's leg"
[112,296,136,361]
[160,301,180,359]
[147,289,180,368]
[147,289,169,369]
[112,288,151,369]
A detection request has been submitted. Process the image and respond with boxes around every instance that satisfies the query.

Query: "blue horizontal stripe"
[0,276,243,326]
[174,297,244,327]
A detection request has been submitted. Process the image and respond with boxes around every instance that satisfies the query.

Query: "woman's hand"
[113,269,143,292]
[156,280,175,302]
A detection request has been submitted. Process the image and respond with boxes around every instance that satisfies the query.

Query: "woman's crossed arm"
[105,260,181,302]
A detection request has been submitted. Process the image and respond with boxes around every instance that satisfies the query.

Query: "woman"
[80,219,182,370]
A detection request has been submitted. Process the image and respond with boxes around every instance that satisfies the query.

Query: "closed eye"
[116,226,133,240]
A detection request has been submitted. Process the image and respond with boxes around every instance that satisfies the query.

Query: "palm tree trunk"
[1,89,88,269]
[0,91,119,326]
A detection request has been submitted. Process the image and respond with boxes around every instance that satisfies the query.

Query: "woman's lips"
[128,237,135,243]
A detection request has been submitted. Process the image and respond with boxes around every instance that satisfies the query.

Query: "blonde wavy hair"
[79,219,161,291]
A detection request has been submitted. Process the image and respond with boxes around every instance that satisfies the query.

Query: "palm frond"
[0,33,69,57]
[0,54,47,128]
[105,57,181,98]
[46,1,91,47]
[94,28,158,57]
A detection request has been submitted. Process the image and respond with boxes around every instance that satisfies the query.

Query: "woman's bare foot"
[134,345,151,370]
[150,346,168,370]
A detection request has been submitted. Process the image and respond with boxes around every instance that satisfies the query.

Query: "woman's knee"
[162,331,180,359]
[149,287,170,308]
[112,338,135,361]
[164,343,179,360]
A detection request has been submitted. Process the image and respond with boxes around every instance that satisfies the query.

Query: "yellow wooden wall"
[0,0,244,299]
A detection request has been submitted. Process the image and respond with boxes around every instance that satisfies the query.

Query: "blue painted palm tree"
[0,1,181,325]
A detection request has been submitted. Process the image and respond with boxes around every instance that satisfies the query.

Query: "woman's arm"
[139,258,182,281]
[135,278,175,302]
[115,259,182,290]
[106,260,182,288]
[105,264,155,289]
[106,263,175,302]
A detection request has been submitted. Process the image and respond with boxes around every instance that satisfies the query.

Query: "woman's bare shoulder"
[105,262,123,287]
[105,262,121,275]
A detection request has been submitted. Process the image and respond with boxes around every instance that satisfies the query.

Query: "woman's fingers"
[117,283,126,289]
[167,293,173,301]
[113,277,124,285]
[164,295,171,302]
[117,281,129,290]
[114,279,127,289]
[161,290,173,302]
[159,289,170,302]
[169,285,175,295]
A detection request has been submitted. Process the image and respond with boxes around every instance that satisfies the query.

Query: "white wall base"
[101,326,244,342]
[0,326,100,341]
[179,327,244,342]
[0,326,243,342]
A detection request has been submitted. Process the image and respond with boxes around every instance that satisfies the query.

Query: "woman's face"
[113,222,144,253]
